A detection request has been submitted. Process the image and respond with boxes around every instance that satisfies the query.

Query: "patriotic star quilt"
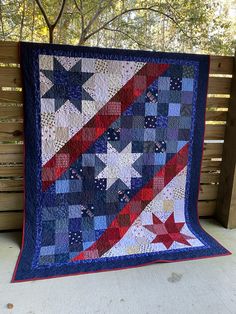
[13,42,230,282]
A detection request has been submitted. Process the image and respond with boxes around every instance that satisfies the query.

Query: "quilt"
[13,42,230,282]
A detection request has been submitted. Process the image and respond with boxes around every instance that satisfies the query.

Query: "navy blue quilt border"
[13,42,230,282]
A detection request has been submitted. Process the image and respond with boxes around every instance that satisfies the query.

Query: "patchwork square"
[145,116,157,128]
[145,103,157,116]
[182,78,194,91]
[168,103,180,116]
[170,77,182,91]
[94,216,107,230]
[55,180,70,193]
[69,205,82,218]
[158,77,170,90]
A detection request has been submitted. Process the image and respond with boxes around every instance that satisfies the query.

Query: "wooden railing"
[0,41,235,230]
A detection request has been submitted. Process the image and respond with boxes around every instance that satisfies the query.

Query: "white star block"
[96,143,142,189]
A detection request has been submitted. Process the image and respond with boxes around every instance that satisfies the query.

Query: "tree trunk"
[0,0,5,40]
[20,0,26,40]
[78,34,86,45]
[35,0,66,44]
[31,1,36,41]
[49,26,54,43]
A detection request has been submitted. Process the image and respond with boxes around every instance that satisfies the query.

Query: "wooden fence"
[0,41,235,230]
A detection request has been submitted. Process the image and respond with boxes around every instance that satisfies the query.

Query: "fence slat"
[0,124,226,141]
[0,106,228,121]
[0,90,23,103]
[0,144,23,163]
[0,169,223,181]
[0,42,19,63]
[0,96,227,109]
[200,173,220,183]
[0,122,23,141]
[206,97,230,108]
[0,71,231,92]
[0,172,222,187]
[0,204,213,231]
[216,53,236,228]
[199,185,218,200]
[0,179,23,191]
[0,143,23,153]
[208,77,232,94]
[205,111,227,121]
[209,56,234,75]
[0,146,226,169]
[0,106,23,120]
[0,193,23,211]
[198,200,216,216]
[0,193,216,211]
[204,125,225,140]
[0,212,22,230]
[0,154,23,163]
[201,160,222,172]
[0,183,219,201]
[0,166,23,177]
[0,44,233,74]
[0,67,22,87]
[0,143,224,166]
[203,143,223,159]
[0,200,218,231]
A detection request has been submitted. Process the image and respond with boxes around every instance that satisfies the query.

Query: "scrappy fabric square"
[13,43,230,282]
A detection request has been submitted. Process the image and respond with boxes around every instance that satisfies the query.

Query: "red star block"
[144,213,193,249]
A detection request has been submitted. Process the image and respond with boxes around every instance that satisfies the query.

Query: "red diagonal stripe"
[42,63,170,191]
[72,143,189,261]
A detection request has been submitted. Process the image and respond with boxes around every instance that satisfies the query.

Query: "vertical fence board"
[216,53,236,228]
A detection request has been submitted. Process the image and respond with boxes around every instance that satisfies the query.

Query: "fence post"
[216,50,236,228]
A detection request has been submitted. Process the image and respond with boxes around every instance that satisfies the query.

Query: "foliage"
[0,0,235,55]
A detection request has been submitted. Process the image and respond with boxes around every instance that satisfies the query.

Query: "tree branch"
[19,0,26,40]
[74,0,84,34]
[31,0,36,41]
[84,4,196,44]
[35,0,51,28]
[53,0,66,27]
[74,0,82,14]
[77,0,113,45]
[83,5,181,42]
[164,1,183,21]
[35,0,66,43]
[83,0,111,35]
[0,0,5,40]
[103,27,154,50]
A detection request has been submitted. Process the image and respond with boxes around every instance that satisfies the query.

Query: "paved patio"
[0,219,236,314]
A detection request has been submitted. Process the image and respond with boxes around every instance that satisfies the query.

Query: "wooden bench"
[0,41,236,230]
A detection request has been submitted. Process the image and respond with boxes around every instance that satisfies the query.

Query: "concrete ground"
[0,219,236,314]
